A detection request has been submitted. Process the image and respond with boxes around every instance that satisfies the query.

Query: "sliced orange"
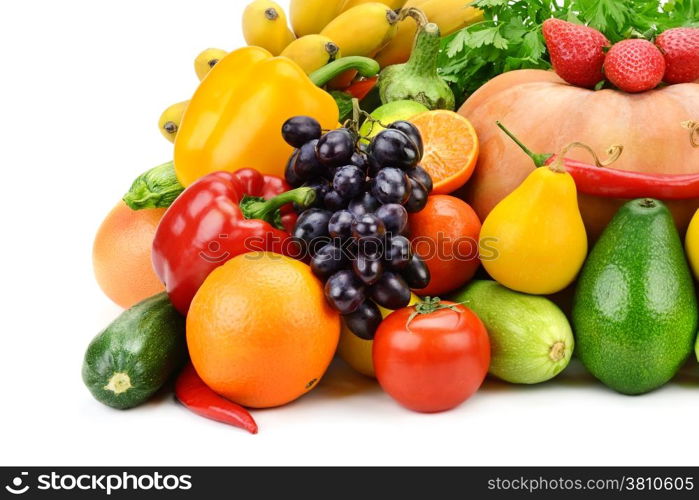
[410,110,480,195]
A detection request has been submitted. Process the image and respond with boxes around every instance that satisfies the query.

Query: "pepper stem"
[682,120,699,148]
[496,121,552,167]
[240,187,316,226]
[310,56,381,87]
[549,141,624,172]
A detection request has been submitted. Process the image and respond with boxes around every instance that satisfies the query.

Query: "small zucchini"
[82,293,187,409]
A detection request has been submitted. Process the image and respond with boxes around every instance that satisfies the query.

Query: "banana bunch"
[159,0,483,143]
[240,1,406,76]
[242,0,483,73]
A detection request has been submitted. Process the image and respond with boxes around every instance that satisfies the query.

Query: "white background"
[1,0,698,467]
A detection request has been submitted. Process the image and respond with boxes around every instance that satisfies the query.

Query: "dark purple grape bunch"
[282,115,433,340]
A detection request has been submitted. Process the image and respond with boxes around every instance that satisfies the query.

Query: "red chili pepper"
[345,76,378,100]
[497,121,699,200]
[152,168,314,314]
[175,363,258,434]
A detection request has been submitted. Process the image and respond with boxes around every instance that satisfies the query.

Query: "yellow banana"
[376,0,484,67]
[281,35,341,74]
[158,101,189,143]
[321,3,400,57]
[289,0,347,37]
[242,0,296,55]
[341,0,408,11]
[194,48,228,81]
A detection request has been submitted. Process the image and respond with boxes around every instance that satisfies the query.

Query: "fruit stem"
[240,187,316,227]
[399,7,428,27]
[496,121,552,167]
[638,198,657,209]
[548,342,566,362]
[310,57,381,87]
[549,142,624,172]
[682,120,699,148]
[104,372,132,395]
[264,7,278,20]
[405,297,461,331]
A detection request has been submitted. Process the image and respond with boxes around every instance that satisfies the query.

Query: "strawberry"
[542,18,610,88]
[655,27,699,84]
[604,39,666,93]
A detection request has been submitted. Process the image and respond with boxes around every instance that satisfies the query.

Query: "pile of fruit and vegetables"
[85,0,699,432]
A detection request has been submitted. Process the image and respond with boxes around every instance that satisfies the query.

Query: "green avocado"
[572,198,698,395]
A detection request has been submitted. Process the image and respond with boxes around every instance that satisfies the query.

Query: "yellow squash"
[289,0,347,37]
[194,48,228,81]
[479,161,588,295]
[174,47,339,187]
[280,35,340,74]
[376,0,484,67]
[242,0,296,55]
[158,100,189,143]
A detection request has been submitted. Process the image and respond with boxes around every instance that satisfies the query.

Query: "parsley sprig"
[439,0,699,106]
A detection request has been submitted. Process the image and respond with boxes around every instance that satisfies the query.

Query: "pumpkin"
[457,69,699,238]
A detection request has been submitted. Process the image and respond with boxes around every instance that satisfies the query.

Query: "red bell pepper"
[152,168,314,314]
[345,76,378,101]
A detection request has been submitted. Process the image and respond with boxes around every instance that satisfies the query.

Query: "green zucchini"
[82,293,187,409]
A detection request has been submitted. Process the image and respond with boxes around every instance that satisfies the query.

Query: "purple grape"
[385,235,411,270]
[388,121,423,158]
[353,253,384,285]
[352,213,386,241]
[368,129,419,169]
[317,129,355,167]
[343,300,382,340]
[375,203,408,235]
[348,192,380,217]
[311,243,349,281]
[282,116,322,148]
[403,177,429,213]
[372,167,411,205]
[325,270,365,314]
[333,165,366,200]
[328,210,355,240]
[402,254,430,289]
[406,165,433,193]
[370,272,411,309]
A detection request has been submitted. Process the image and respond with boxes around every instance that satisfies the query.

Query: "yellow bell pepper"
[175,47,370,187]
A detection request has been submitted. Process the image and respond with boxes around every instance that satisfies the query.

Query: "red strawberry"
[542,18,610,88]
[604,39,666,93]
[655,27,699,84]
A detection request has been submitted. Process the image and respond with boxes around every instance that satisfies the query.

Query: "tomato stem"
[406,297,461,331]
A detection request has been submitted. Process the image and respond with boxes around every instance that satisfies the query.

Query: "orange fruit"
[409,195,482,296]
[187,252,340,408]
[93,201,165,309]
[410,110,479,195]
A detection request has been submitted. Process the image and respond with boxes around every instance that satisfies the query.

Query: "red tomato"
[373,300,490,413]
